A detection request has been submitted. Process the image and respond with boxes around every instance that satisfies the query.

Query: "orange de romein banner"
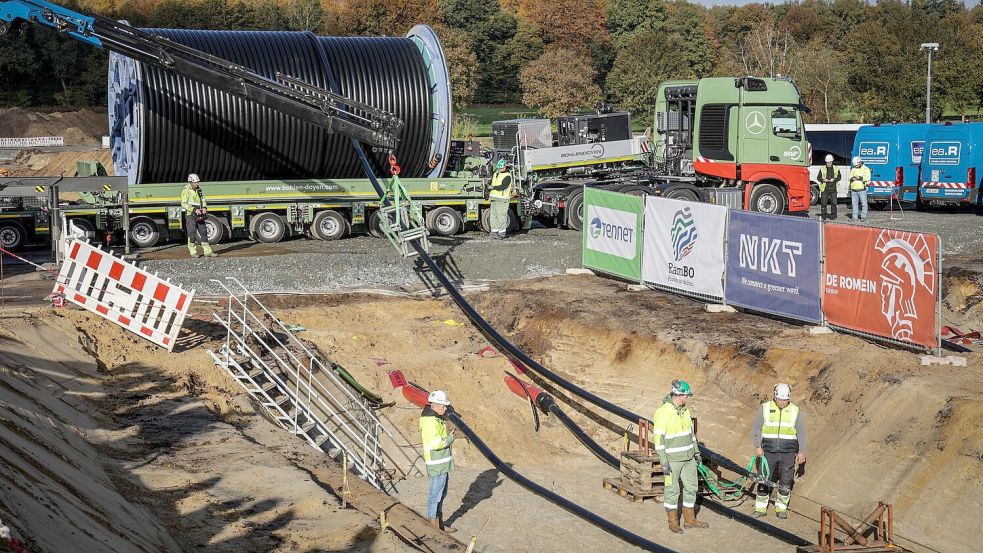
[823,224,939,349]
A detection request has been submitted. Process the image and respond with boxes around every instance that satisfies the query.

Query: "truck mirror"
[656,112,666,133]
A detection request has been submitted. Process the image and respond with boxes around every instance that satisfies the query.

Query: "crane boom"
[0,0,404,149]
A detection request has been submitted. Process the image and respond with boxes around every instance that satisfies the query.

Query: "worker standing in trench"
[653,379,709,534]
[752,383,807,519]
[419,390,457,533]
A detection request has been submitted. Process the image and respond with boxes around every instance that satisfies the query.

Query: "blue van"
[919,122,983,206]
[852,123,928,203]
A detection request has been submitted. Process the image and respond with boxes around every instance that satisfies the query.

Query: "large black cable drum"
[108,26,451,185]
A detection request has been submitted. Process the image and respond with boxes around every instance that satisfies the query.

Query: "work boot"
[437,516,457,533]
[776,511,788,519]
[205,252,217,258]
[666,509,683,534]
[752,510,767,518]
[683,507,709,529]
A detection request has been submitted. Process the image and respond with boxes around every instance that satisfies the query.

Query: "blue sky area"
[688,0,979,6]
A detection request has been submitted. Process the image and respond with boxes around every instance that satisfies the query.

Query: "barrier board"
[642,197,727,299]
[823,224,940,350]
[52,240,193,351]
[582,187,644,282]
[725,211,822,323]
[0,136,64,148]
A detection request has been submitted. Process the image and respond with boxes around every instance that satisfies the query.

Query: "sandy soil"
[3,148,114,178]
[0,108,106,145]
[0,266,980,552]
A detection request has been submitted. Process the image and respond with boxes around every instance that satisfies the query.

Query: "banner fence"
[582,187,644,282]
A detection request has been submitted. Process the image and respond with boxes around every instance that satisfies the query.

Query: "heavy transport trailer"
[512,76,814,231]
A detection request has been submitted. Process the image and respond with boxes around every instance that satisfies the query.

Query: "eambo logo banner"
[725,211,822,323]
[642,197,727,298]
[582,187,643,281]
[823,224,940,349]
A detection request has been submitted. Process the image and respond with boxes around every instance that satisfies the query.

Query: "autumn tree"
[737,25,797,78]
[606,32,690,125]
[607,0,669,47]
[519,0,609,52]
[519,48,602,118]
[436,27,479,109]
[794,38,847,122]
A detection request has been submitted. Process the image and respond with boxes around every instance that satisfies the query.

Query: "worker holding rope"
[752,383,807,519]
[653,379,709,534]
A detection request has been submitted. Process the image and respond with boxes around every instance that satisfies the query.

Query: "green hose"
[331,363,384,404]
[698,455,770,501]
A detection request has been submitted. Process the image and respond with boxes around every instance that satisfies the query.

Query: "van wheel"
[0,223,25,250]
[250,213,287,243]
[312,210,348,241]
[750,184,787,214]
[810,184,820,206]
[426,207,462,236]
[129,217,162,248]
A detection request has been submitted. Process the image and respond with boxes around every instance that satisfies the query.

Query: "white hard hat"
[774,383,791,401]
[824,154,834,163]
[188,173,200,183]
[427,390,451,406]
[852,156,862,166]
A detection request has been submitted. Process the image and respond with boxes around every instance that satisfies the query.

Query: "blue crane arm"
[0,0,103,47]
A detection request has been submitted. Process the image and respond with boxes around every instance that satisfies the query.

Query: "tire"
[312,210,348,241]
[479,208,492,233]
[810,184,820,206]
[749,183,787,214]
[425,207,463,236]
[367,210,385,238]
[68,218,95,239]
[250,212,287,243]
[565,191,585,231]
[128,217,161,248]
[619,185,651,197]
[664,188,699,202]
[203,214,226,245]
[0,223,25,250]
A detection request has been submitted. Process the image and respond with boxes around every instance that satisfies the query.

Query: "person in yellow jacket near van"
[652,379,708,534]
[849,156,871,223]
[419,390,457,533]
[180,173,216,258]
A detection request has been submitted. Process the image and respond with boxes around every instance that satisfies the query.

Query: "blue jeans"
[851,190,868,221]
[426,472,449,519]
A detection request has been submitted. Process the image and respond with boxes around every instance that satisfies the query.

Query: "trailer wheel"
[664,188,699,202]
[250,213,287,243]
[0,222,25,250]
[479,208,491,233]
[128,217,162,248]
[809,184,820,206]
[312,210,348,240]
[425,207,462,236]
[203,214,227,245]
[750,183,786,214]
[619,185,651,197]
[367,211,385,238]
[565,191,585,231]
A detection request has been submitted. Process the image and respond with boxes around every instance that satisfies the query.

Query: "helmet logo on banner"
[671,207,698,262]
[875,230,936,342]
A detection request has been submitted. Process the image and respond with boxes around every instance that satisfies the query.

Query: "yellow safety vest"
[180,185,206,213]
[489,171,513,199]
[849,166,871,191]
[760,401,799,453]
[652,398,697,463]
[420,413,455,476]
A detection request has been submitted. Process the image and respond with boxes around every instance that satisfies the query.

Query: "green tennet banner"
[582,187,644,282]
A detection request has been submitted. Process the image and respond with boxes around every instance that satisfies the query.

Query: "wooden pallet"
[620,451,665,490]
[603,477,664,503]
[796,546,912,553]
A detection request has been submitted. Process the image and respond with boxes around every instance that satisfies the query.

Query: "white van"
[804,124,864,203]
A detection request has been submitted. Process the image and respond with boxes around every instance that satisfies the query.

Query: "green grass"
[458,104,540,136]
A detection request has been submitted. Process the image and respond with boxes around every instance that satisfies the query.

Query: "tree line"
[1,0,981,125]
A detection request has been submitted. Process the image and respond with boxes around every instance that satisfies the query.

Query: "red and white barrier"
[921,181,969,189]
[52,240,193,351]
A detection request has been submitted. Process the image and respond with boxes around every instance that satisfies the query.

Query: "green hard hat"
[495,159,507,171]
[671,379,693,396]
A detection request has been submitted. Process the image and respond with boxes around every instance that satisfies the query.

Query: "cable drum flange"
[107,27,450,184]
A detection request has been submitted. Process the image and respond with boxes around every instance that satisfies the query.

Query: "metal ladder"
[207,277,417,492]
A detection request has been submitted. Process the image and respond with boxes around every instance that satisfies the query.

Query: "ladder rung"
[261,381,278,393]
[248,369,265,380]
[265,394,291,407]
[299,422,316,434]
[314,433,331,447]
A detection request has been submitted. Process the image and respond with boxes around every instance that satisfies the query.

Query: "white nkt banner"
[642,197,728,298]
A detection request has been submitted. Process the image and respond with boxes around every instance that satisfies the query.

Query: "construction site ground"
[1,216,982,552]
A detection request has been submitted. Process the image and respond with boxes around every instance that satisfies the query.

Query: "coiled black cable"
[116,29,433,183]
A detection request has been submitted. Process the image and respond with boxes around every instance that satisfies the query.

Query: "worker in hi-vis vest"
[818,154,840,220]
[419,390,457,533]
[849,156,871,223]
[752,383,807,519]
[488,158,513,239]
[652,379,708,534]
[180,173,216,258]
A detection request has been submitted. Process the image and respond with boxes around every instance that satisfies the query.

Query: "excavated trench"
[1,273,980,552]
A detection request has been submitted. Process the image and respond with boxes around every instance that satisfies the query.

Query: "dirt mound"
[0,107,107,145]
[944,263,983,331]
[6,149,114,177]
